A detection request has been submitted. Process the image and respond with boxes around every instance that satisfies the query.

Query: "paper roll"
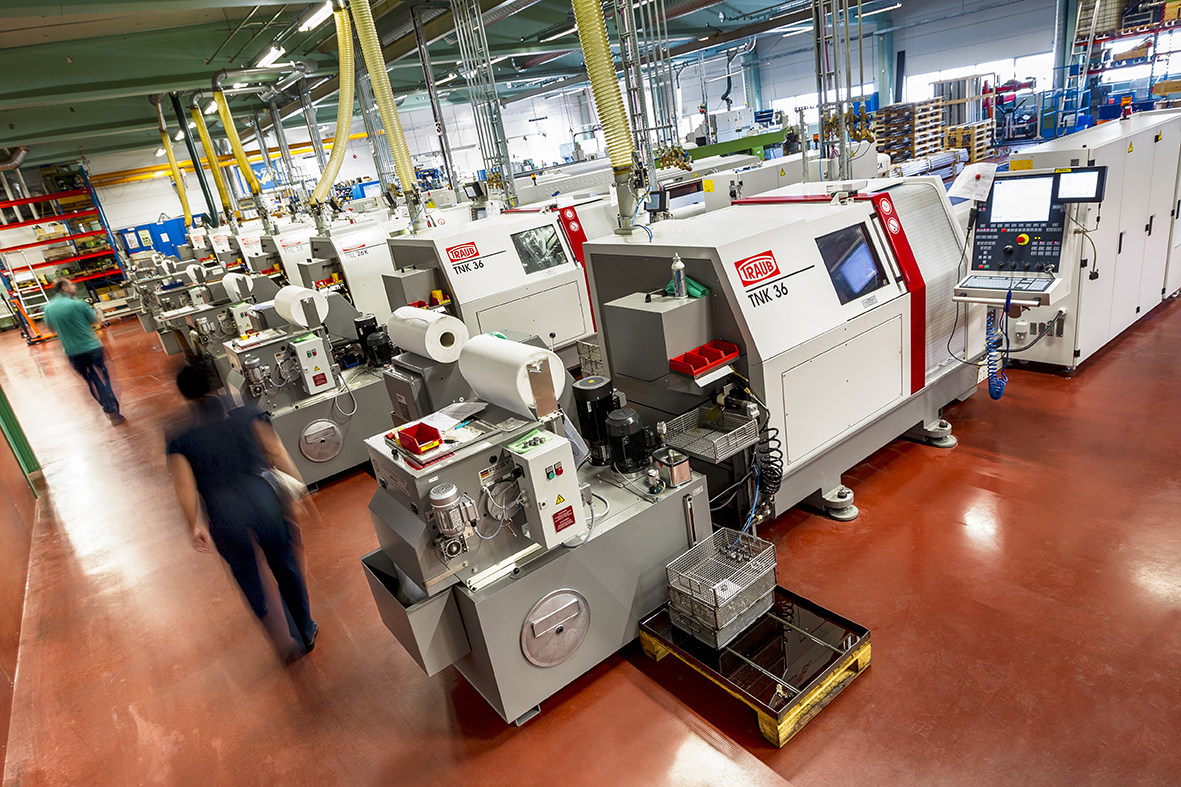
[458,334,566,418]
[387,307,469,363]
[274,285,330,329]
[222,272,255,302]
[185,264,206,284]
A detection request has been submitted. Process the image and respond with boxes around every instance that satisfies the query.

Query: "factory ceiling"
[0,0,818,167]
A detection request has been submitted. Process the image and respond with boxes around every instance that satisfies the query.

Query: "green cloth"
[665,276,712,298]
[43,295,102,357]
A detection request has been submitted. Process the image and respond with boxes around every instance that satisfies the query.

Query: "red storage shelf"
[0,209,98,232]
[0,228,107,254]
[0,188,89,210]
[72,268,124,283]
[670,340,741,377]
[22,249,115,270]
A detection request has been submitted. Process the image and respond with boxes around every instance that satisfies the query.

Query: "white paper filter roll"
[185,264,204,284]
[274,285,330,328]
[458,334,566,418]
[222,272,254,302]
[387,307,469,363]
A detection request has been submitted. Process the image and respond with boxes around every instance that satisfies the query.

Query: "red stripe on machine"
[870,193,926,395]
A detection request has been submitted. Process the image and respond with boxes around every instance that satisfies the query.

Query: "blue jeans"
[68,347,119,414]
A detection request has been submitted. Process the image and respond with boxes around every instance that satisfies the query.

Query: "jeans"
[68,347,119,414]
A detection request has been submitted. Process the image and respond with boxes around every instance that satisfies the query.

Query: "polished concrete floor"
[2,300,1180,786]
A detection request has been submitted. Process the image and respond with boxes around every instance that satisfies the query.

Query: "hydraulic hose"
[572,0,634,175]
[191,105,237,221]
[350,0,418,205]
[160,129,193,228]
[214,90,262,195]
[311,6,355,206]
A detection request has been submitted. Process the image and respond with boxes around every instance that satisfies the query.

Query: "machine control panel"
[507,429,586,550]
[290,333,335,395]
[971,174,1066,274]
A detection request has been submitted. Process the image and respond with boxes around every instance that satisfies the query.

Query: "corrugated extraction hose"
[350,0,417,202]
[311,7,355,205]
[191,106,237,220]
[159,129,193,227]
[572,0,634,175]
[214,90,262,195]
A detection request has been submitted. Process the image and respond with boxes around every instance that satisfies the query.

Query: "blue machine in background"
[116,216,187,258]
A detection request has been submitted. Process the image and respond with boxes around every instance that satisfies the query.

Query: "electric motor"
[573,375,616,466]
[429,482,477,538]
[607,407,651,475]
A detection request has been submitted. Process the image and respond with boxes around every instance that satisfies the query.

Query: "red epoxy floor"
[2,298,1180,786]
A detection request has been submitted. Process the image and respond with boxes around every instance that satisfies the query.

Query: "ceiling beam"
[0,1,290,18]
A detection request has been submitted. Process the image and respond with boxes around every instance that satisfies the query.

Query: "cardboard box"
[1164,1,1180,21]
[1152,79,1181,96]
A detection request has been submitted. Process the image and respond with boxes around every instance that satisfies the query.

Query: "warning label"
[553,505,577,533]
[312,373,327,386]
[556,494,565,504]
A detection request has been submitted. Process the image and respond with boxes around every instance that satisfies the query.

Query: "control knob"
[1003,245,1015,256]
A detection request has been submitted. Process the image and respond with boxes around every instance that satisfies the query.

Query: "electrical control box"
[229,301,253,337]
[290,333,335,395]
[506,428,586,550]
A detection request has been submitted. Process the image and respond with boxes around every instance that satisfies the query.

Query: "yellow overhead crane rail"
[90,131,372,188]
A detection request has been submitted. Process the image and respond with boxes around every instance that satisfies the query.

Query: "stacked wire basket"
[666,528,777,649]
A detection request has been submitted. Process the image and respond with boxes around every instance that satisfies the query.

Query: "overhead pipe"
[151,96,193,228]
[412,4,456,190]
[297,77,329,172]
[268,97,305,203]
[211,60,316,91]
[169,92,220,227]
[443,0,549,45]
[309,3,356,227]
[350,0,425,228]
[572,0,638,233]
[0,147,29,172]
[189,93,239,227]
[249,112,283,197]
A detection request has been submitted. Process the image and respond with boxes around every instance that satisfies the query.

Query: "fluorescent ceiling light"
[232,82,247,89]
[437,73,460,84]
[541,25,576,43]
[490,55,510,64]
[255,44,286,68]
[174,129,185,141]
[861,3,901,18]
[204,100,218,115]
[187,120,197,129]
[155,148,166,157]
[782,27,810,38]
[299,2,333,33]
[698,36,710,41]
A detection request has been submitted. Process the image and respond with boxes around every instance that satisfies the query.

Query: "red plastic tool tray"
[396,422,443,454]
[670,340,739,377]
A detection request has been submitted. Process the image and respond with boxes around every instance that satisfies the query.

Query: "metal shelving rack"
[0,163,125,343]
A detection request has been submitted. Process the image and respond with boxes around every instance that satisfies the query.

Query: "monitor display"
[989,175,1054,223]
[816,224,889,306]
[1054,168,1107,202]
[511,224,569,275]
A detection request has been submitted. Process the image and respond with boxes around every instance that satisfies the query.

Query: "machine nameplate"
[479,457,513,485]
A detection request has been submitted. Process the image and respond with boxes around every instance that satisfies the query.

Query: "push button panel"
[971,202,1066,274]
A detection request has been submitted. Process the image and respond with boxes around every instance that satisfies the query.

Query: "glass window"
[511,224,569,275]
[816,224,890,305]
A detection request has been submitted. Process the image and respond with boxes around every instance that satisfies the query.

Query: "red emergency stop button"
[1016,234,1030,246]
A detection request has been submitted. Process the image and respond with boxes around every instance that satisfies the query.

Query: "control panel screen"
[511,224,570,275]
[989,176,1054,224]
[817,224,889,305]
[1056,169,1105,202]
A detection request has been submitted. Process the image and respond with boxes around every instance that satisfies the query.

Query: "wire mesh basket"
[667,528,776,634]
[664,405,759,463]
[670,590,774,650]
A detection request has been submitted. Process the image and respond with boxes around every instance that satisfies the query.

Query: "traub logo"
[734,251,780,287]
[447,242,479,262]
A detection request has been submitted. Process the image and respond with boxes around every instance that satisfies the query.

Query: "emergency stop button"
[1016,233,1030,246]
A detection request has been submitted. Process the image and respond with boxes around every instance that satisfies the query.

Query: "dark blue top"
[166,396,282,531]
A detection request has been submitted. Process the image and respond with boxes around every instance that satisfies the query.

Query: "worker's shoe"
[108,412,126,426]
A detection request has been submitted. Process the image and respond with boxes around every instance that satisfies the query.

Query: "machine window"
[816,224,889,305]
[511,225,570,275]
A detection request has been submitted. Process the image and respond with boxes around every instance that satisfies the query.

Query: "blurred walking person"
[166,365,318,663]
[43,278,124,425]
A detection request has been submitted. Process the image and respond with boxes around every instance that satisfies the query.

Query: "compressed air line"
[214,91,262,195]
[349,0,419,209]
[572,0,634,175]
[311,6,355,205]
[191,105,238,222]
[160,130,193,227]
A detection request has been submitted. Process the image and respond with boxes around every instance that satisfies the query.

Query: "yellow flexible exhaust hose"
[572,0,634,174]
[191,106,237,220]
[311,7,355,205]
[350,0,417,200]
[214,90,262,195]
[160,129,193,227]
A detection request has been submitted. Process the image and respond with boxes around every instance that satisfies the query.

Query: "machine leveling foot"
[818,486,858,521]
[906,418,957,449]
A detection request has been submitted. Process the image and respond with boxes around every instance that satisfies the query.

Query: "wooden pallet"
[638,586,872,748]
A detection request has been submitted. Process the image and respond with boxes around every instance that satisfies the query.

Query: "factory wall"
[0,411,37,766]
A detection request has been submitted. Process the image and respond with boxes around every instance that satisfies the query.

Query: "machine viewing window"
[816,224,889,306]
[511,225,569,275]
[989,175,1054,223]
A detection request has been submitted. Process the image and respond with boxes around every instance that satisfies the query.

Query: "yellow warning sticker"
[1010,159,1033,171]
[555,494,565,504]
[703,179,715,193]
[779,168,786,176]
[313,365,320,371]
[1054,167,1072,173]
[1129,141,1134,153]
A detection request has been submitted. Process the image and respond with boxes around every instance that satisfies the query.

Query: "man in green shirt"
[43,278,125,425]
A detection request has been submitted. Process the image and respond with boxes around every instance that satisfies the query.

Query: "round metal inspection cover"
[521,589,590,668]
[300,420,343,463]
